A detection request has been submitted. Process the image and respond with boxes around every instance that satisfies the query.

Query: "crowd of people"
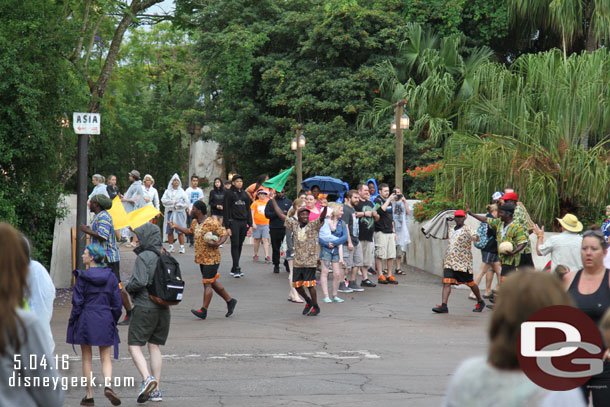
[4,170,610,406]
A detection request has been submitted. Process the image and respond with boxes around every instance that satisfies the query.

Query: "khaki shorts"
[374,232,396,260]
[128,306,171,346]
[360,240,374,267]
[343,243,363,268]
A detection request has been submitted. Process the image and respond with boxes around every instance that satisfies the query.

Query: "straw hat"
[557,214,583,233]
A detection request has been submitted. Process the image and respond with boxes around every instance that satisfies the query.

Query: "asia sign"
[72,113,100,135]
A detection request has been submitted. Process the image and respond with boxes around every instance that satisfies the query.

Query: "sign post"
[73,112,100,270]
[73,113,101,135]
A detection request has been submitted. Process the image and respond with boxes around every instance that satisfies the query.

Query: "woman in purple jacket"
[67,244,122,406]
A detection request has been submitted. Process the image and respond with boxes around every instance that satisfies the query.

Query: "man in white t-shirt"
[184,175,205,247]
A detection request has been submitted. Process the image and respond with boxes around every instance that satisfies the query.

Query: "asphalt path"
[51,244,491,406]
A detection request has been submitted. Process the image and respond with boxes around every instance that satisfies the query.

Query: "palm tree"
[439,48,610,226]
[360,23,493,145]
[508,0,610,52]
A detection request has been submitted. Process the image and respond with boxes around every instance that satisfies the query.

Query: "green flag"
[262,167,294,191]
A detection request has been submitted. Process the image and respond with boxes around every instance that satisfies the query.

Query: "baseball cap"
[454,209,466,217]
[231,174,243,181]
[501,192,518,201]
[492,191,503,201]
[128,170,141,179]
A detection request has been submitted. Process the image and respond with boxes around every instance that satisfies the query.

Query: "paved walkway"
[51,244,491,406]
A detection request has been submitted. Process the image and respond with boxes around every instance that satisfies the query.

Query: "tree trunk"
[585,1,597,51]
[87,0,164,112]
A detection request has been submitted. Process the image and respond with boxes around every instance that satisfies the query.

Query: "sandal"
[395,269,406,275]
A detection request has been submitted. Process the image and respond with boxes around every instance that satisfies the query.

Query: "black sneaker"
[302,303,313,315]
[432,304,449,313]
[473,300,485,313]
[80,396,94,406]
[361,279,376,287]
[191,308,207,319]
[367,267,377,275]
[307,305,320,316]
[486,304,495,310]
[348,280,364,292]
[226,298,237,317]
[233,267,242,278]
[273,265,280,273]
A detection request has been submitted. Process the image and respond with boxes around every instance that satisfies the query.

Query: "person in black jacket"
[208,177,225,220]
[223,175,252,277]
[265,188,292,273]
[106,175,120,200]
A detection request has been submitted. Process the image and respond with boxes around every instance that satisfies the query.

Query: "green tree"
[438,49,610,226]
[177,0,408,190]
[0,0,85,264]
[508,0,610,53]
[88,23,204,192]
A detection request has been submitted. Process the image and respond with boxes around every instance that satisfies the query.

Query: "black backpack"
[146,248,185,306]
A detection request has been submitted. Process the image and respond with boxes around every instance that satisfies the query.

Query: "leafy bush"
[412,191,462,223]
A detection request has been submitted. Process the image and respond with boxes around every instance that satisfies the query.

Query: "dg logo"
[518,305,604,391]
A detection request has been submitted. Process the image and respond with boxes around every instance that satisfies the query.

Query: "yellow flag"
[107,196,129,229]
[127,205,161,230]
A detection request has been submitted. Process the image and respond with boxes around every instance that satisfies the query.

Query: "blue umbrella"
[301,176,347,195]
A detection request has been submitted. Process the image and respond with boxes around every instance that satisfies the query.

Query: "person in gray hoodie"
[125,223,169,403]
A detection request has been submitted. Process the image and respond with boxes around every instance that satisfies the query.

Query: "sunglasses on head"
[583,229,604,238]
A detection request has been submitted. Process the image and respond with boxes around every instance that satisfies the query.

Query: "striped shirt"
[91,211,119,263]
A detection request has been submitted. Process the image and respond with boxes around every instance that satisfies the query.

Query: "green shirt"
[513,205,532,254]
[488,218,529,266]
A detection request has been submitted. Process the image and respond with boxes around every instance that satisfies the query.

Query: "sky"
[149,0,175,16]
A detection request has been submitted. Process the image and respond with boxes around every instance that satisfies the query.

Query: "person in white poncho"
[162,174,188,253]
[120,170,145,247]
[391,187,412,275]
[142,174,160,210]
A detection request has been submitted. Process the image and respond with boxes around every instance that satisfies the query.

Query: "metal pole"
[296,128,303,192]
[395,103,404,191]
[75,133,88,270]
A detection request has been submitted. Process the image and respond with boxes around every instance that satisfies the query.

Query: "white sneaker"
[179,246,185,254]
[167,245,174,253]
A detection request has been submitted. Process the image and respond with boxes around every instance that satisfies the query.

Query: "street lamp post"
[291,126,306,190]
[390,100,409,191]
